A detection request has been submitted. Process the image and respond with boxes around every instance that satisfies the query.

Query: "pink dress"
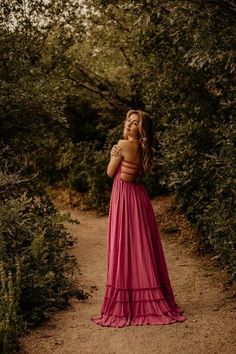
[91,160,186,327]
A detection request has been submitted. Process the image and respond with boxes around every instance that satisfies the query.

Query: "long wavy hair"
[123,109,154,174]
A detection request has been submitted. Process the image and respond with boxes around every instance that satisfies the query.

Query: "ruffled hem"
[91,312,186,328]
[91,285,186,327]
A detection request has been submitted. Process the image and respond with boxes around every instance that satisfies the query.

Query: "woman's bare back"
[118,140,142,183]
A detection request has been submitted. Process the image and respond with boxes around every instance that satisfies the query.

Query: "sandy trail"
[20,196,236,354]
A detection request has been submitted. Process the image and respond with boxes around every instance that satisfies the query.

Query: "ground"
[19,195,236,354]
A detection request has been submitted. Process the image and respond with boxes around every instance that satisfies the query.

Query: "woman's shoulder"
[117,139,127,150]
[117,139,128,145]
[117,139,138,149]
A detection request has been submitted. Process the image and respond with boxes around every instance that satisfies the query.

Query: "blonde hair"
[124,109,154,174]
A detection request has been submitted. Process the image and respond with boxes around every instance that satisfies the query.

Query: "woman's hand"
[111,144,122,157]
[107,143,123,177]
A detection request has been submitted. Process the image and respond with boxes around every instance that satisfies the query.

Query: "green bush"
[0,149,85,353]
[0,260,22,354]
[160,119,236,281]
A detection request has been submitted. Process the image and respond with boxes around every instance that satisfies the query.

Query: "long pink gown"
[91,160,186,327]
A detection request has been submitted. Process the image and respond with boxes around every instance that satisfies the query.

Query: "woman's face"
[123,113,140,139]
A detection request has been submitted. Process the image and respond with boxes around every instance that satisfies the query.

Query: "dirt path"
[20,196,236,354]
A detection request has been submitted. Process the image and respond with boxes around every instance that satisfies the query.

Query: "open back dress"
[91,156,186,327]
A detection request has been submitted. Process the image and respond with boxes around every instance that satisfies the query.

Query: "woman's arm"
[107,141,123,177]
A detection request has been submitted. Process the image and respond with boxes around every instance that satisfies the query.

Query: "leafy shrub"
[160,118,236,281]
[0,260,22,354]
[0,191,81,352]
[0,145,86,353]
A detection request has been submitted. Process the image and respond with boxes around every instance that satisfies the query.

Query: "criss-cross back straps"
[123,160,140,166]
[121,159,141,176]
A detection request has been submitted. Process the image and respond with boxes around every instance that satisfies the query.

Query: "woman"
[91,109,186,327]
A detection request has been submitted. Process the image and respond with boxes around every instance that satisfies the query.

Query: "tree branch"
[119,46,133,67]
[69,74,131,110]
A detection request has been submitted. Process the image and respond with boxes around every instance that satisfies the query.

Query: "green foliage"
[59,141,112,213]
[160,118,235,279]
[0,260,22,354]
[0,0,87,189]
[0,190,79,352]
[0,144,87,353]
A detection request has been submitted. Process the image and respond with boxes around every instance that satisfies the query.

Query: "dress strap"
[122,161,139,169]
[123,160,140,166]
